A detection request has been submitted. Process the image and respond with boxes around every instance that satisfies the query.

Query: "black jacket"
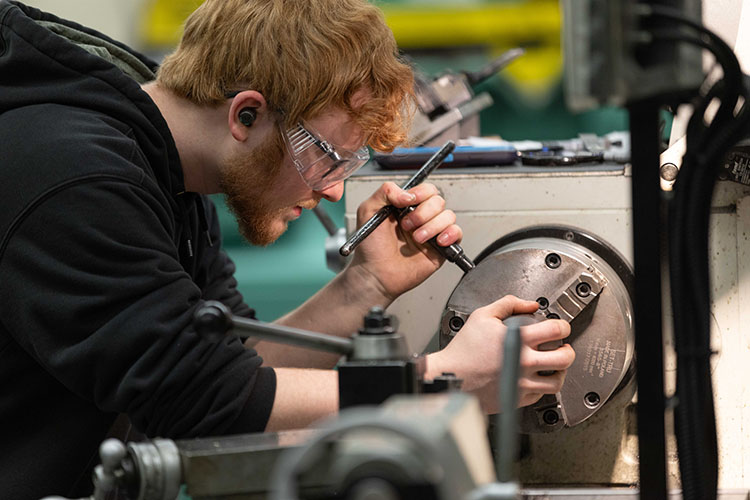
[0,2,276,497]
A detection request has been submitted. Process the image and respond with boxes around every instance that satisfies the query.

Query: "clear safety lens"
[282,120,370,191]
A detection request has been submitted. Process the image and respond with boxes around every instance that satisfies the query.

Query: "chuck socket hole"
[449,316,464,332]
[543,409,560,425]
[545,253,562,269]
[584,392,601,409]
[536,297,549,310]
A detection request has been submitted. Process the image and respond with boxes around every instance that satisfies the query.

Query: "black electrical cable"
[675,70,735,500]
[674,68,750,499]
[638,5,750,500]
[647,35,737,148]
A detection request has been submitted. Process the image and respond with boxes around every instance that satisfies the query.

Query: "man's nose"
[318,181,344,202]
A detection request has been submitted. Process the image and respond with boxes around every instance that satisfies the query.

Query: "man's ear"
[227,90,268,141]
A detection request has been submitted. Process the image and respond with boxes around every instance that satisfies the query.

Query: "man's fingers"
[519,369,567,394]
[520,319,571,347]
[408,210,457,244]
[522,344,576,373]
[358,181,412,212]
[378,181,414,206]
[358,182,444,222]
[519,393,544,407]
[399,195,445,231]
[385,182,440,208]
[434,224,463,247]
[480,295,540,319]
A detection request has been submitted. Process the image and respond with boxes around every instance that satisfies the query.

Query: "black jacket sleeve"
[0,177,275,437]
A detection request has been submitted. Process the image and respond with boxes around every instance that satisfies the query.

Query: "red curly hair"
[156,0,415,151]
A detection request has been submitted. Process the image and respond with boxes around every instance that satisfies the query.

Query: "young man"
[0,0,575,497]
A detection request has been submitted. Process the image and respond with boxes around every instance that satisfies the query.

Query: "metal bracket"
[543,268,608,323]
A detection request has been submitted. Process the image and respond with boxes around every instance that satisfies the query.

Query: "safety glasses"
[280,120,370,191]
[224,91,369,190]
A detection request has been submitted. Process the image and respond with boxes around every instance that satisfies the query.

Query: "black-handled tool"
[339,141,475,273]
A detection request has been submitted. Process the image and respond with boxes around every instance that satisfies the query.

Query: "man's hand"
[263,182,459,367]
[346,181,462,302]
[425,295,575,413]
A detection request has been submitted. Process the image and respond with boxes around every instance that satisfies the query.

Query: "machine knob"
[360,307,395,336]
[194,300,233,340]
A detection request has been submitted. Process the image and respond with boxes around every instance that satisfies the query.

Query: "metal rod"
[339,141,456,257]
[464,47,525,86]
[231,315,354,356]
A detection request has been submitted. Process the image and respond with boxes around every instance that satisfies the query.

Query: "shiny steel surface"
[127,439,181,500]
